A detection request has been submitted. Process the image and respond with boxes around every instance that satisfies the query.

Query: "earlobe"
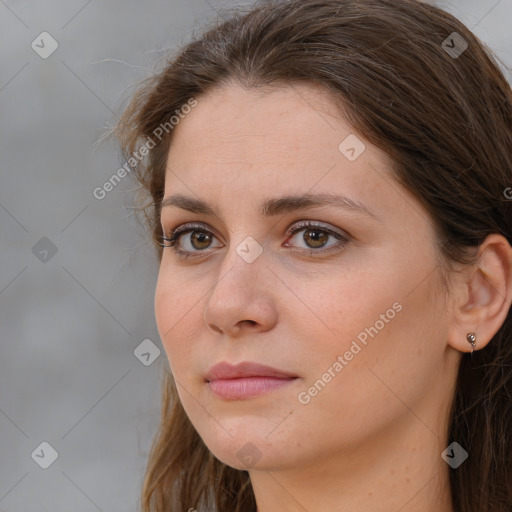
[447,234,512,354]
[466,331,477,353]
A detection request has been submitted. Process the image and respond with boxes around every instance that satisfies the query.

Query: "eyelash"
[159,221,349,260]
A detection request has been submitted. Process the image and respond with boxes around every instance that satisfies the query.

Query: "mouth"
[205,361,299,400]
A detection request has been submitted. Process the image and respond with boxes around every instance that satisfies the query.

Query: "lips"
[205,361,297,381]
[205,361,299,400]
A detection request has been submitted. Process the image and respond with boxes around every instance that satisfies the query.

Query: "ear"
[447,234,512,353]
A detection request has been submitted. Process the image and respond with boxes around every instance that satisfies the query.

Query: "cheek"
[154,270,200,372]
[305,270,401,349]
[291,300,444,453]
[331,278,447,415]
[301,257,446,397]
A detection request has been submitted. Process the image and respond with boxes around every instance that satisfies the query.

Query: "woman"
[115,0,512,510]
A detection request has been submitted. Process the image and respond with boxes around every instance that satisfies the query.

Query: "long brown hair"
[114,1,512,510]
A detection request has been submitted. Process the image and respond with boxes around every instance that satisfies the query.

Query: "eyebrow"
[160,192,381,221]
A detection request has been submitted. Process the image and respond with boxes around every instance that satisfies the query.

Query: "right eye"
[160,223,223,259]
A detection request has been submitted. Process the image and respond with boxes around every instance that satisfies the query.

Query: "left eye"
[285,222,348,252]
[161,221,349,259]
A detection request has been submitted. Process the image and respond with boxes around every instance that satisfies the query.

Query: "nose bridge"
[219,214,268,265]
[202,232,276,333]
[214,231,267,292]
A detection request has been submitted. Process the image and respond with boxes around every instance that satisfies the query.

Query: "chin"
[200,425,301,472]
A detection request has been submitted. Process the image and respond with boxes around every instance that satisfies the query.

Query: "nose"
[202,243,278,337]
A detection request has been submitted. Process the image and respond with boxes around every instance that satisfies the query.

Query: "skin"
[154,82,512,511]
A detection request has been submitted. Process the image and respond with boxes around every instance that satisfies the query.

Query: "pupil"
[193,232,210,249]
[306,229,327,248]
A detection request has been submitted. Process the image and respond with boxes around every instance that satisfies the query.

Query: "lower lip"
[207,376,298,399]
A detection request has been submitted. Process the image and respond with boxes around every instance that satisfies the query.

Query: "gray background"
[1,1,511,511]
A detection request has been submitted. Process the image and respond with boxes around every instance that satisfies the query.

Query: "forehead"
[166,82,389,181]
[162,82,429,233]
[169,82,347,154]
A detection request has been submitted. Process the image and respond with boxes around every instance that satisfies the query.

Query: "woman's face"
[155,82,459,471]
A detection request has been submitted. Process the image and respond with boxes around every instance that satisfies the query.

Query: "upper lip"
[205,361,298,381]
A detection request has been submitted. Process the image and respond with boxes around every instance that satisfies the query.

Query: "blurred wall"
[1,1,511,511]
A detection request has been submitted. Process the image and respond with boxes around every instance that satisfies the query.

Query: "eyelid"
[161,219,349,240]
[287,219,349,240]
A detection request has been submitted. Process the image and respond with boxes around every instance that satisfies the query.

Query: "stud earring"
[466,332,477,353]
